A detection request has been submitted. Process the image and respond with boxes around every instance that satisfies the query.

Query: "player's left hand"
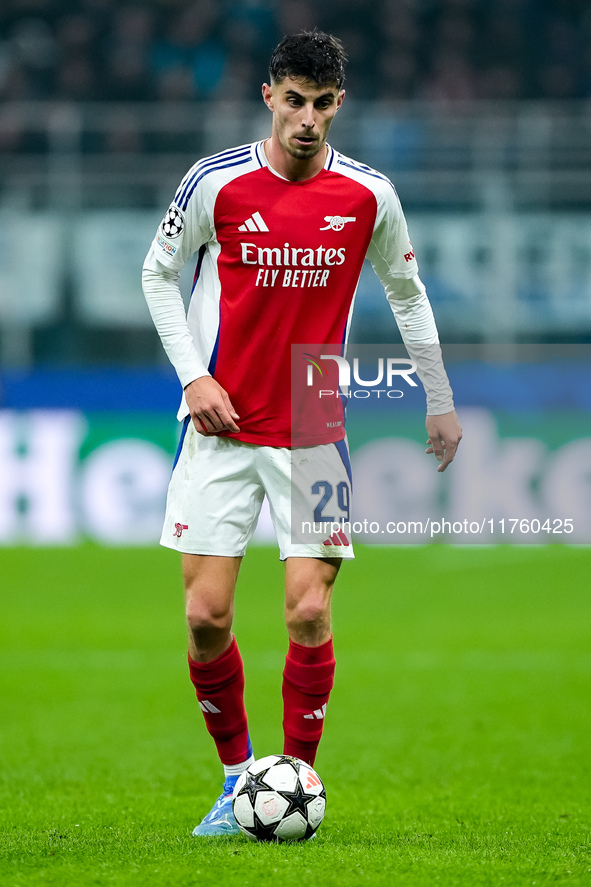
[425,410,462,472]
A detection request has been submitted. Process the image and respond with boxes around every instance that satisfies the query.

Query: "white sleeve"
[141,252,210,388]
[367,186,455,415]
[142,168,215,389]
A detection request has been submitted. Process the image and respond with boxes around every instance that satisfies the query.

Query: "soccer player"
[142,30,462,836]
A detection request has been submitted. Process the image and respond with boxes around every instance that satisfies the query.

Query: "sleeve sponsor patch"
[156,233,177,256]
[160,205,185,238]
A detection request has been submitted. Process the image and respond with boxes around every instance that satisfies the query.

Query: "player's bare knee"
[185,598,233,635]
[285,593,329,634]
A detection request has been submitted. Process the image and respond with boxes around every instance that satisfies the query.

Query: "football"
[232,754,326,842]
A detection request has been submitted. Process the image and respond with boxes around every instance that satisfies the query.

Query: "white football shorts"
[161,418,354,560]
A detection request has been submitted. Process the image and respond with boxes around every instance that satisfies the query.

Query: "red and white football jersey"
[144,141,420,447]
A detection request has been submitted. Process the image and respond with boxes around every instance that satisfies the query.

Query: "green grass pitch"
[1,544,590,886]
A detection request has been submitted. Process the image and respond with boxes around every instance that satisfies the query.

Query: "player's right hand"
[184,376,241,435]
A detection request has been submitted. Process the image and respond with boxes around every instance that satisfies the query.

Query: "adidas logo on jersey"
[238,211,269,232]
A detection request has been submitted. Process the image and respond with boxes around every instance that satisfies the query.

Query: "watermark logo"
[302,353,330,378]
[304,353,418,399]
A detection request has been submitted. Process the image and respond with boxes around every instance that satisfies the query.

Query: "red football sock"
[188,637,250,766]
[282,636,336,766]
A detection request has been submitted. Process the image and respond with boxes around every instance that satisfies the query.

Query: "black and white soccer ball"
[161,205,184,238]
[232,755,326,842]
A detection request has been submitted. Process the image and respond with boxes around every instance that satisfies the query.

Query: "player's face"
[262,77,345,164]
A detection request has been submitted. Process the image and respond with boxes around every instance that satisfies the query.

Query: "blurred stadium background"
[1,0,591,546]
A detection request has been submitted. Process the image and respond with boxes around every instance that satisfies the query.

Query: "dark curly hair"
[269,30,347,89]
